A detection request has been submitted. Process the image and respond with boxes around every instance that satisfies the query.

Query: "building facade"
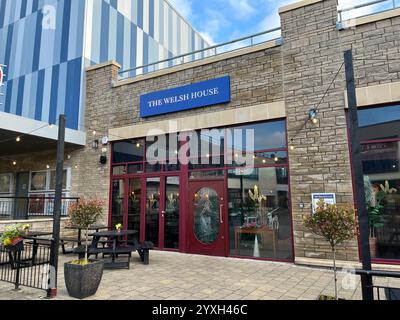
[0,0,208,130]
[1,0,400,267]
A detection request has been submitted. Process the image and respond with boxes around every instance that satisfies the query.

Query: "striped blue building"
[0,0,209,131]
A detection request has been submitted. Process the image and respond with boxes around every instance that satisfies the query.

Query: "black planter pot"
[64,260,104,299]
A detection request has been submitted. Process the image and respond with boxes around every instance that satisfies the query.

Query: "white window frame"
[29,168,71,194]
[27,168,72,216]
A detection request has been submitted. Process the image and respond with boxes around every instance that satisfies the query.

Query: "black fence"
[355,269,400,300]
[0,239,54,294]
[0,197,79,220]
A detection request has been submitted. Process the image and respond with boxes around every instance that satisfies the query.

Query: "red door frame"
[187,179,227,256]
[108,117,295,262]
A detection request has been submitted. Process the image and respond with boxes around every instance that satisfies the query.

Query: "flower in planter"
[1,224,23,247]
[115,223,122,231]
[22,224,30,234]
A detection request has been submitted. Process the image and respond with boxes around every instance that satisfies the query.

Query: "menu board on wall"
[311,193,336,213]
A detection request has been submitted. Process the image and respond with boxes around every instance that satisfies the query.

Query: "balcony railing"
[118,27,282,80]
[0,197,79,221]
[337,0,400,28]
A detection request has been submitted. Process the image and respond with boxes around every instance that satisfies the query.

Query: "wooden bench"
[130,239,154,265]
[60,237,82,255]
[73,245,137,269]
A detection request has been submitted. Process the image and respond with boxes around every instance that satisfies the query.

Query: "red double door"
[111,177,228,256]
[187,180,227,256]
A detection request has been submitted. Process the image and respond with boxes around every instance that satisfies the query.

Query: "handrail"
[338,0,399,24]
[355,269,400,278]
[119,27,282,80]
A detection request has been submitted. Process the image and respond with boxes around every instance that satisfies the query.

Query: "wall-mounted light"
[309,108,318,124]
[16,136,21,142]
[92,139,99,149]
[12,161,16,166]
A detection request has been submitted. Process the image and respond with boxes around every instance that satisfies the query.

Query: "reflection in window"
[164,177,180,249]
[30,172,47,191]
[227,120,286,152]
[360,105,400,261]
[193,188,220,244]
[227,167,293,260]
[111,180,124,230]
[146,178,160,247]
[113,139,144,163]
[363,144,400,260]
[49,170,67,190]
[359,105,400,141]
[128,179,141,241]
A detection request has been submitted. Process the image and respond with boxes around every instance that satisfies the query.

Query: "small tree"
[303,199,357,300]
[68,199,103,263]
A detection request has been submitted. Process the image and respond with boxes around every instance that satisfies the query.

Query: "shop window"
[359,105,400,141]
[359,105,400,261]
[113,139,144,163]
[30,172,47,191]
[0,173,12,194]
[227,167,293,260]
[49,170,67,190]
[227,120,286,153]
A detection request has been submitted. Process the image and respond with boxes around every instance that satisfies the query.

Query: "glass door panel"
[146,178,160,247]
[164,176,180,249]
[128,179,141,241]
[111,179,125,229]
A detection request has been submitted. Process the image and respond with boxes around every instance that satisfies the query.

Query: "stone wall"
[281,0,400,261]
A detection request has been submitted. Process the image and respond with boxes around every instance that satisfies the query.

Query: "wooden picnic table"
[75,230,138,269]
[64,224,108,245]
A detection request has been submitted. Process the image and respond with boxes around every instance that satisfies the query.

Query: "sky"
[167,0,396,45]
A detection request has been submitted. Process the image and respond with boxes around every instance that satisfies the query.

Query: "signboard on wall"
[311,193,336,213]
[140,76,231,118]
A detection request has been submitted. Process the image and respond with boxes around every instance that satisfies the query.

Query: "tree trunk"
[85,227,89,262]
[333,247,338,300]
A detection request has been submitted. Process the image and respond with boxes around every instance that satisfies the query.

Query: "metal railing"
[338,0,400,27]
[0,197,79,220]
[355,269,400,300]
[0,239,53,293]
[118,27,282,80]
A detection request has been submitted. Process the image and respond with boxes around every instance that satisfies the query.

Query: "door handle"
[220,204,223,224]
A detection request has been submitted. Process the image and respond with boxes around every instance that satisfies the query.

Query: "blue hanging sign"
[140,76,231,118]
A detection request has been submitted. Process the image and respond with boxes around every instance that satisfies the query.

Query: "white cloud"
[167,0,193,19]
[227,0,256,18]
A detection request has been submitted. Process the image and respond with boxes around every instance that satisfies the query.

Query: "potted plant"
[248,185,266,227]
[0,225,24,251]
[115,223,122,233]
[303,199,357,300]
[64,199,104,299]
[22,224,30,235]
[365,178,397,258]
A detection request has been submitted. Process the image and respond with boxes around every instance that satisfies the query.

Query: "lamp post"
[48,114,66,298]
[344,50,374,300]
